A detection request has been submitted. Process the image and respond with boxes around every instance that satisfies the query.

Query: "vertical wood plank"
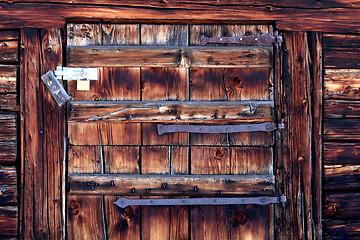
[104,146,140,240]
[102,24,139,46]
[231,147,273,175]
[20,28,45,240]
[141,24,188,46]
[275,31,312,240]
[40,28,65,240]
[67,145,105,239]
[67,23,101,46]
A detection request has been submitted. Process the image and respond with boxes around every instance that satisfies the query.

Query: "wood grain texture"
[324,142,360,165]
[324,220,360,240]
[67,23,101,46]
[69,101,273,123]
[0,206,18,236]
[231,147,273,175]
[324,119,360,140]
[0,65,17,93]
[274,31,312,240]
[0,94,17,111]
[324,192,360,219]
[0,142,17,164]
[0,31,18,41]
[0,114,16,142]
[20,29,45,240]
[0,40,18,62]
[141,24,188,46]
[68,174,275,195]
[67,46,272,68]
[0,166,16,186]
[325,69,360,100]
[102,24,139,46]
[325,100,360,118]
[0,186,17,205]
[324,34,360,69]
[324,165,360,190]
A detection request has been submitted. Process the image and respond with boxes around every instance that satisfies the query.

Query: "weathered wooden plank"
[324,69,360,100]
[231,147,273,175]
[0,206,18,236]
[0,31,18,41]
[190,24,273,46]
[274,31,313,240]
[20,29,44,240]
[68,67,141,101]
[1,3,360,33]
[69,100,273,123]
[191,146,230,175]
[103,146,140,240]
[141,24,188,46]
[0,166,16,186]
[0,40,18,62]
[324,34,360,69]
[68,122,141,145]
[0,94,17,111]
[0,65,17,93]
[324,220,360,240]
[68,146,101,174]
[324,142,360,165]
[67,23,101,46]
[0,142,17,164]
[325,100,360,118]
[324,192,360,219]
[324,119,360,140]
[67,46,272,68]
[102,24,139,46]
[325,165,360,190]
[0,186,17,205]
[0,114,16,142]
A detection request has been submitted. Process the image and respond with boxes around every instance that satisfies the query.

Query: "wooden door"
[65,23,278,240]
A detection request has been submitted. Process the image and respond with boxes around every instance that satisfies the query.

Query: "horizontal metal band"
[157,122,284,135]
[200,33,283,46]
[113,195,287,208]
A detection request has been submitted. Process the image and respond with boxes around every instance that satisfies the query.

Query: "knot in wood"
[234,212,246,223]
[298,156,305,163]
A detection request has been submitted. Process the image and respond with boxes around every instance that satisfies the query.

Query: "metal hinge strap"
[157,121,285,135]
[113,195,287,208]
[201,33,283,46]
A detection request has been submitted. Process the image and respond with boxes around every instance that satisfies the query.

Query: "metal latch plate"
[54,66,98,81]
[114,195,287,208]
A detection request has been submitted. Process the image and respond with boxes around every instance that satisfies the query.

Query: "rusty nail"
[217,190,221,195]
[110,180,114,186]
[91,186,94,190]
[225,179,230,183]
[162,182,167,189]
[194,186,198,192]
[146,189,150,194]
[179,190,184,195]
[131,187,136,193]
[95,182,99,187]
[177,183,181,186]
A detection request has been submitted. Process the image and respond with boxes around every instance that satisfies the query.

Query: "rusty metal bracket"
[201,33,283,46]
[113,195,287,208]
[157,121,285,135]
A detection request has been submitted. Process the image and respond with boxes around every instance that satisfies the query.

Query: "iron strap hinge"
[157,121,285,135]
[113,195,287,208]
[201,33,283,46]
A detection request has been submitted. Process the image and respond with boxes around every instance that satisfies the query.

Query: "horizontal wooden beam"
[325,165,360,190]
[69,100,273,123]
[69,174,275,196]
[67,46,272,68]
[0,65,17,94]
[324,142,360,165]
[325,100,360,118]
[0,142,17,164]
[325,69,360,100]
[324,220,360,239]
[324,192,360,219]
[0,186,17,205]
[0,166,17,186]
[324,119,360,141]
[0,3,360,33]
[0,206,18,236]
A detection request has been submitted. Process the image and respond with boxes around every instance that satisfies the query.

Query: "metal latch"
[113,195,287,208]
[54,66,98,91]
[201,33,283,46]
[157,121,285,135]
[41,71,70,107]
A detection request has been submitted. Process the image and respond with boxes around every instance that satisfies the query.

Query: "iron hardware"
[113,195,287,208]
[54,66,98,81]
[157,121,285,135]
[201,33,283,46]
[41,71,70,107]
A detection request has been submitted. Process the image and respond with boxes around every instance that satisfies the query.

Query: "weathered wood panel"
[0,114,16,142]
[324,165,360,190]
[141,24,188,46]
[324,142,360,165]
[325,100,360,118]
[0,41,18,62]
[325,69,360,100]
[324,220,360,240]
[0,186,17,205]
[324,192,360,219]
[0,206,18,236]
[0,166,16,186]
[0,94,17,111]
[1,3,360,33]
[324,34,360,69]
[102,24,139,46]
[0,65,17,93]
[0,31,18,41]
[324,119,360,140]
[67,23,101,46]
[0,142,17,164]
[69,174,274,195]
[231,147,273,175]
[69,101,273,123]
[67,46,272,68]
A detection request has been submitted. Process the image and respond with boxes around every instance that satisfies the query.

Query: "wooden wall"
[0,30,19,238]
[323,34,360,239]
